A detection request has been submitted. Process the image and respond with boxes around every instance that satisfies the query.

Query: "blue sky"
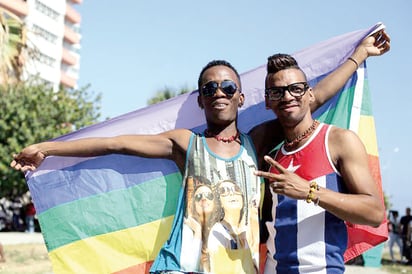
[76,1,411,214]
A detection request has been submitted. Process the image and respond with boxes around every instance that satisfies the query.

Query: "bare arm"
[11,129,192,172]
[254,128,384,226]
[316,128,384,226]
[311,30,391,111]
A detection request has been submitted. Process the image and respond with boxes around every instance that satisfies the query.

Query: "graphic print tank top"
[151,132,261,274]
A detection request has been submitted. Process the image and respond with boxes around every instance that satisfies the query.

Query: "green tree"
[0,81,101,197]
[147,85,193,105]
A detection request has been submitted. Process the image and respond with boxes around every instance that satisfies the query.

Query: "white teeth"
[214,104,226,109]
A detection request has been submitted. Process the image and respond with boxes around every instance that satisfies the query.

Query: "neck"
[204,126,239,143]
[284,119,319,149]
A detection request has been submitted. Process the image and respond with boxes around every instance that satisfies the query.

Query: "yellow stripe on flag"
[49,216,174,274]
[357,115,379,157]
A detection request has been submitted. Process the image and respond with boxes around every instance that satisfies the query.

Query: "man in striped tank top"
[253,31,390,274]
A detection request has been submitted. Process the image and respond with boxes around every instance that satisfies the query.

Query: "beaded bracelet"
[306,181,320,204]
[348,57,359,68]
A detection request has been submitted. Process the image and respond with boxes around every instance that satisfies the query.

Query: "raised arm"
[249,30,390,166]
[10,128,192,172]
[311,30,390,111]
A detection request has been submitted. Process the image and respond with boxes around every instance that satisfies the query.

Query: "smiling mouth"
[280,104,298,111]
[214,104,227,109]
[212,102,229,109]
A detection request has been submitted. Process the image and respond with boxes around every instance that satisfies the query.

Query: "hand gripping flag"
[26,22,388,273]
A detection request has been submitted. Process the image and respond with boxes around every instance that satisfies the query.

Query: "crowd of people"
[388,207,412,265]
[0,192,38,264]
[0,192,37,233]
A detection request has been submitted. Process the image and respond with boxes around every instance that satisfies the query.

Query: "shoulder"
[160,129,193,150]
[328,126,361,145]
[249,119,281,137]
[163,128,193,140]
[327,125,367,164]
[249,119,283,156]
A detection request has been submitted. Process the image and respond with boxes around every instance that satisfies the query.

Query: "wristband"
[348,57,359,68]
[306,181,320,204]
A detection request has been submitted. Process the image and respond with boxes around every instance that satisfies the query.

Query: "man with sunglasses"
[10,31,389,273]
[253,33,390,273]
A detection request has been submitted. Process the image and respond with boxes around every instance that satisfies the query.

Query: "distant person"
[24,201,36,233]
[400,207,412,264]
[10,197,23,232]
[388,210,403,263]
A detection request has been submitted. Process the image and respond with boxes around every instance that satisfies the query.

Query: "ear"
[197,94,204,109]
[308,88,315,103]
[238,92,245,108]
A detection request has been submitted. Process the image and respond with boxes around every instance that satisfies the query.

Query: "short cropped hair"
[197,60,241,91]
[266,53,299,74]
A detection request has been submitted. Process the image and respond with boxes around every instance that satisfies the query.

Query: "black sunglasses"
[265,82,309,101]
[194,192,214,202]
[200,80,239,97]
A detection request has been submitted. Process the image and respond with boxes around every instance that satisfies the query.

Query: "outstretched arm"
[311,30,391,111]
[10,129,191,172]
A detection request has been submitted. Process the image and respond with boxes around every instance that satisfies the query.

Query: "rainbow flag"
[27,23,388,273]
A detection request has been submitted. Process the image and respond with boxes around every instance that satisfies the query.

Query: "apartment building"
[0,0,82,89]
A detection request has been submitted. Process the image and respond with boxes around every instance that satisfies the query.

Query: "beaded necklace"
[284,120,319,149]
[204,129,240,143]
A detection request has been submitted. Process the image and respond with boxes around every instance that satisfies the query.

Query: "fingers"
[254,156,285,180]
[270,181,281,193]
[263,155,286,173]
[10,156,36,172]
[373,30,391,53]
[254,170,276,180]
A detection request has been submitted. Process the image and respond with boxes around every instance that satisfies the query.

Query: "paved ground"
[345,264,390,273]
[0,231,45,245]
[0,232,391,273]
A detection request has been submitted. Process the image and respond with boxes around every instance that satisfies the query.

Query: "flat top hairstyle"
[198,60,242,91]
[266,53,300,74]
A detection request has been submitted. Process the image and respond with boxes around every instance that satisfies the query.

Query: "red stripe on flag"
[112,261,154,274]
[344,154,388,261]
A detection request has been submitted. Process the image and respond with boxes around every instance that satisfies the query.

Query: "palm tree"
[0,8,26,84]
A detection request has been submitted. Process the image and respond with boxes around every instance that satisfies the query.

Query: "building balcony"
[65,3,81,24]
[60,71,76,89]
[61,48,77,66]
[0,0,28,17]
[64,25,80,44]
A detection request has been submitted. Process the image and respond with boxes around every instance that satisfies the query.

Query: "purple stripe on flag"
[29,154,180,213]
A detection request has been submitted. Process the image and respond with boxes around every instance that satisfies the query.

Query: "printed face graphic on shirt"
[194,185,215,215]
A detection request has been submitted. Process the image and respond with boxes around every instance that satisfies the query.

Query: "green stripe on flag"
[39,172,182,251]
[317,86,355,129]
